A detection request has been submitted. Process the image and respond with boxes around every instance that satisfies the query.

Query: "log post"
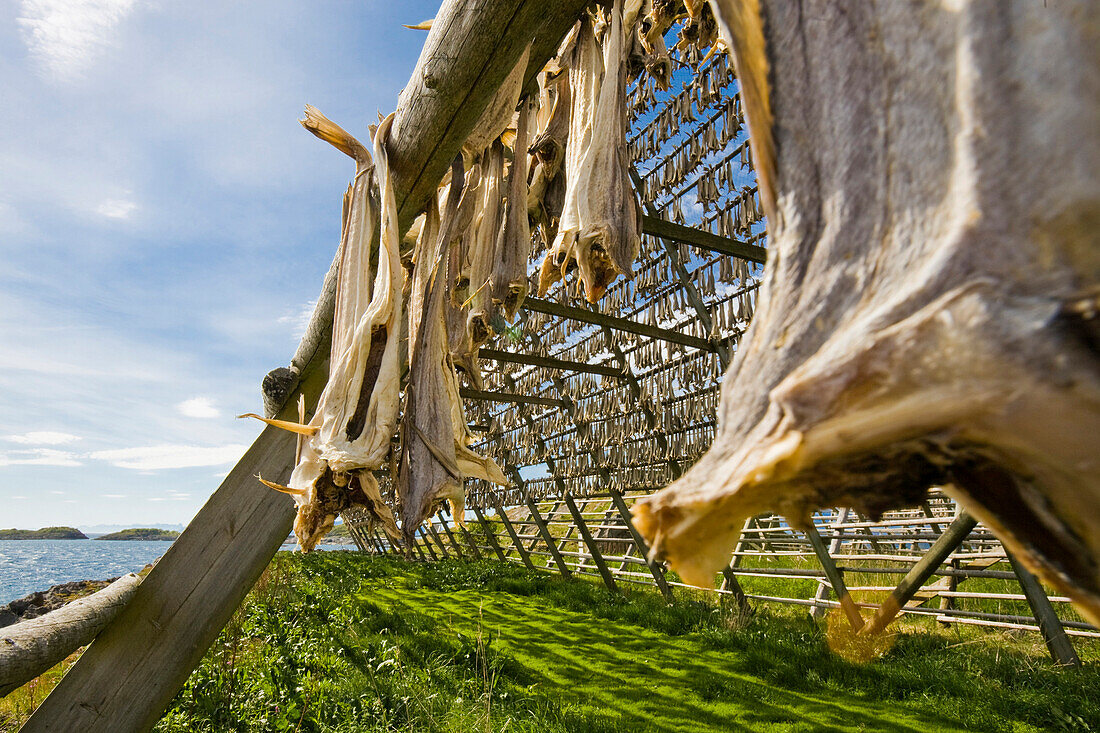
[490,497,537,570]
[472,505,508,562]
[436,511,469,559]
[0,574,143,698]
[811,508,851,618]
[805,520,864,631]
[1007,552,1080,667]
[525,497,572,579]
[608,490,672,601]
[564,494,618,593]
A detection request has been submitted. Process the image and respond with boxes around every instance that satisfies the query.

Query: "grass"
[148,553,1097,732]
[4,553,1096,731]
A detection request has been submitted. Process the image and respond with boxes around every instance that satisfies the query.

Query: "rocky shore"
[0,579,120,628]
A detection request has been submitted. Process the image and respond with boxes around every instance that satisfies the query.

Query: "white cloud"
[147,496,166,501]
[6,431,82,445]
[177,397,220,419]
[0,447,82,467]
[49,490,65,495]
[278,299,317,341]
[18,0,139,82]
[101,493,126,498]
[88,443,248,470]
[11,496,27,500]
[95,198,138,219]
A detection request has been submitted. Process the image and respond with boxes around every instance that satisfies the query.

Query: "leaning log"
[23,2,588,730]
[634,0,1100,627]
[0,574,142,697]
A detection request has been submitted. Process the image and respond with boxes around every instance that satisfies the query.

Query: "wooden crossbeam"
[459,387,567,408]
[479,347,626,378]
[640,214,767,265]
[524,297,714,352]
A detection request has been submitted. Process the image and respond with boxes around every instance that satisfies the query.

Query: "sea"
[0,540,359,605]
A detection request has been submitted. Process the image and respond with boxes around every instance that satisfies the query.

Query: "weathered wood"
[525,497,572,579]
[564,495,618,593]
[0,574,142,698]
[608,490,672,601]
[479,348,626,378]
[524,297,714,352]
[861,512,978,636]
[1007,551,1080,667]
[640,213,767,265]
[490,497,537,570]
[426,522,455,558]
[472,505,508,562]
[389,0,590,232]
[459,387,567,408]
[25,346,331,730]
[811,508,851,618]
[805,521,863,631]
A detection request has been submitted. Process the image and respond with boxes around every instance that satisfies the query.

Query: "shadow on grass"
[368,583,970,732]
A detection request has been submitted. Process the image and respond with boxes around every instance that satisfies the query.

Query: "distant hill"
[0,526,88,540]
[94,528,180,541]
[80,523,184,535]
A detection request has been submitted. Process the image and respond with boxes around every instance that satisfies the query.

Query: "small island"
[0,526,88,540]
[94,528,181,541]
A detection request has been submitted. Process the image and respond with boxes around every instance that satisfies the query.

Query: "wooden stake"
[490,497,536,571]
[526,497,572,579]
[564,495,618,593]
[1007,551,1080,667]
[608,490,672,601]
[472,505,508,562]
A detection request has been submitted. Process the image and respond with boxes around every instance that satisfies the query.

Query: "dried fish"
[400,158,507,542]
[491,96,534,322]
[246,107,404,551]
[467,139,506,346]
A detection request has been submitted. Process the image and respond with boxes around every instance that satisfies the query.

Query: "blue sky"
[0,0,439,529]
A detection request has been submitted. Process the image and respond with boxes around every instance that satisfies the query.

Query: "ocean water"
[0,540,360,605]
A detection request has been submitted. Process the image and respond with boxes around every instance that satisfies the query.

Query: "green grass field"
[141,553,1098,733]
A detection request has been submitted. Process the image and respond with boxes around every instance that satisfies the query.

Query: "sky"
[0,0,440,529]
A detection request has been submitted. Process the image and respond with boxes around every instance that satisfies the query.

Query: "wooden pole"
[426,522,455,558]
[0,574,143,698]
[639,213,767,265]
[525,497,572,579]
[1006,552,1080,666]
[564,495,618,593]
[860,512,978,637]
[436,511,469,558]
[608,490,672,601]
[478,348,626,378]
[389,0,590,232]
[524,297,714,352]
[472,505,508,562]
[811,508,851,618]
[490,497,537,570]
[805,520,864,631]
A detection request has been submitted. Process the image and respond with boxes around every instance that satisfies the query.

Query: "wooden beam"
[479,348,626,378]
[490,497,536,570]
[459,387,567,408]
[524,297,714,352]
[640,214,767,265]
[525,497,572,579]
[1007,551,1080,667]
[564,495,618,593]
[860,512,978,637]
[24,346,333,731]
[805,520,864,631]
[471,505,508,562]
[608,490,673,601]
[390,0,589,232]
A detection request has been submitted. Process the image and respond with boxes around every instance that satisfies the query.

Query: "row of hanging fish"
[242,0,748,548]
[243,109,507,551]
